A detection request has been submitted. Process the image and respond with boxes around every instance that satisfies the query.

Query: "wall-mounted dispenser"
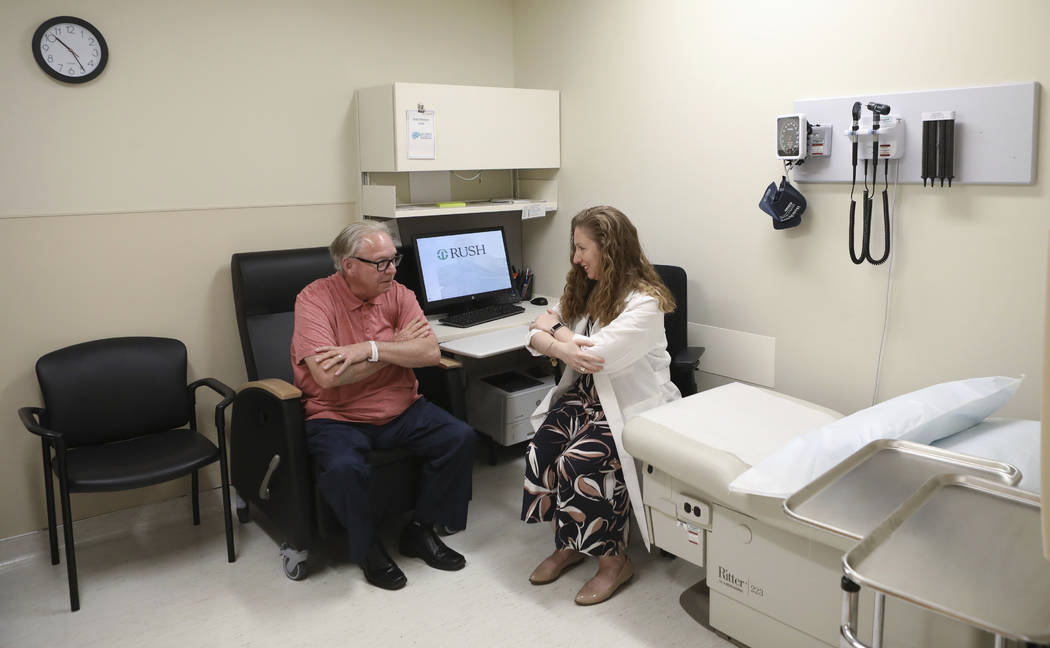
[921,111,956,187]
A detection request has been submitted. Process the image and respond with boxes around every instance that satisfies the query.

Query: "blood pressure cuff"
[759,176,806,229]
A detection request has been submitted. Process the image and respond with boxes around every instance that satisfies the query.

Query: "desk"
[427,298,554,461]
[429,297,552,355]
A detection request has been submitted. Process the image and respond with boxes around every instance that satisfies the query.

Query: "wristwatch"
[549,322,564,336]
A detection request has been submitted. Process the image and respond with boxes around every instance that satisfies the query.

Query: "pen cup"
[521,272,534,300]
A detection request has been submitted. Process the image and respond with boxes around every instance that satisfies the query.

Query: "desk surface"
[429,297,552,357]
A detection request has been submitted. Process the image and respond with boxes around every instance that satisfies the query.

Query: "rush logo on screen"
[437,245,487,260]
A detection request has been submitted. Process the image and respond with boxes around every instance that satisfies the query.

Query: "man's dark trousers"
[304,397,475,563]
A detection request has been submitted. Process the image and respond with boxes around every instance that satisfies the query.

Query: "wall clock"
[32,16,108,84]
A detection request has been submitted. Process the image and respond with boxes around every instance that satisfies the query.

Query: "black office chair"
[230,246,459,580]
[18,337,236,612]
[654,264,705,397]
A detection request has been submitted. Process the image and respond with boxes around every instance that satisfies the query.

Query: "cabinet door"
[358,83,560,172]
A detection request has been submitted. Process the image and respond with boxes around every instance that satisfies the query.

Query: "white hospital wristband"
[367,340,379,362]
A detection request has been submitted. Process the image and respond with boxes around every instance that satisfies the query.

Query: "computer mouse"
[530,297,548,306]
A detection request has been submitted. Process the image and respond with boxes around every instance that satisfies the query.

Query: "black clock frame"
[32,16,108,84]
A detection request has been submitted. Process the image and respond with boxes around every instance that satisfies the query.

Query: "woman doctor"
[522,205,680,605]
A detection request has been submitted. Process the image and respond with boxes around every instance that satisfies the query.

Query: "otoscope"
[865,102,891,265]
[849,102,892,265]
[848,102,863,264]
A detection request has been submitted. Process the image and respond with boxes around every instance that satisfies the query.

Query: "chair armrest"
[672,346,705,370]
[190,377,236,435]
[190,377,235,402]
[438,356,463,370]
[18,407,62,442]
[238,378,302,401]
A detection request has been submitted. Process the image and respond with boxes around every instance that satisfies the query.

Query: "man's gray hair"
[329,220,392,271]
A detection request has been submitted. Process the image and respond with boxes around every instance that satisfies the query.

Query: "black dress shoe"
[398,523,466,571]
[361,541,407,590]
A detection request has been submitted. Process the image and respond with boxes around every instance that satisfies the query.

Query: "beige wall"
[514,0,1050,418]
[5,0,1048,542]
[1,0,515,540]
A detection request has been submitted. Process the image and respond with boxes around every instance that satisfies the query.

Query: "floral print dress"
[521,366,631,557]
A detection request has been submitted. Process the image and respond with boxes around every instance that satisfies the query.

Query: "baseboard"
[0,487,227,571]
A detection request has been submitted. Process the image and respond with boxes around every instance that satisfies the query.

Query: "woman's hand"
[531,308,561,332]
[552,338,604,374]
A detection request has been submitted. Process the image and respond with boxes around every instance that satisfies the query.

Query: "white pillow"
[728,376,1022,498]
[933,418,1041,493]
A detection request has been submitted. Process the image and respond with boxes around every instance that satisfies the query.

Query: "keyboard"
[440,303,526,328]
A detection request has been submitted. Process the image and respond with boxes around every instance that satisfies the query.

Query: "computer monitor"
[411,225,516,315]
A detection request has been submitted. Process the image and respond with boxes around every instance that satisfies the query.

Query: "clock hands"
[53,35,86,72]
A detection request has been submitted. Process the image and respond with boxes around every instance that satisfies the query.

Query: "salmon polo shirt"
[291,273,423,425]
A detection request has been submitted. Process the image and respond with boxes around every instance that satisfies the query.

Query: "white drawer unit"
[465,369,554,446]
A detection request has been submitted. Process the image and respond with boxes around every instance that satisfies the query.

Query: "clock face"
[777,116,801,157]
[32,16,108,84]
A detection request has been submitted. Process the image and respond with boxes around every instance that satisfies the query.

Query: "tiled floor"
[1,452,734,648]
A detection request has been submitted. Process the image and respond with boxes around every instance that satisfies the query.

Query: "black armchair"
[654,264,705,397]
[18,337,235,612]
[230,247,441,580]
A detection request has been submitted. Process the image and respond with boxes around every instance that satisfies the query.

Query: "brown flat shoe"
[529,552,586,585]
[574,559,633,605]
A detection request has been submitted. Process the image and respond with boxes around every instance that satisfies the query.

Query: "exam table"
[622,382,1040,648]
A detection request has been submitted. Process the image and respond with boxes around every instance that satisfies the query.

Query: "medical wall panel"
[792,82,1039,185]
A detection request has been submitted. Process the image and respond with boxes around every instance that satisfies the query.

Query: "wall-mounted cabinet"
[357,82,560,172]
[355,82,560,220]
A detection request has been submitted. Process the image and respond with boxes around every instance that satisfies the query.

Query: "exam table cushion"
[628,382,842,467]
[933,418,1041,493]
[729,375,1022,498]
[622,383,843,531]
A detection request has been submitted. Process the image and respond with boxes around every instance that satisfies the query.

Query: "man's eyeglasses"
[353,253,403,272]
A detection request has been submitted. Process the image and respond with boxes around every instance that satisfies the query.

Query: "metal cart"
[841,475,1050,647]
[783,439,1023,647]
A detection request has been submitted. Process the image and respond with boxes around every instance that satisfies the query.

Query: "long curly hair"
[559,205,675,326]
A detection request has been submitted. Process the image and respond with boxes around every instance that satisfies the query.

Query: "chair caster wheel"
[283,556,307,580]
[280,544,308,581]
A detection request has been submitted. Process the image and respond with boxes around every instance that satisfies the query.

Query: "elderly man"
[291,221,475,590]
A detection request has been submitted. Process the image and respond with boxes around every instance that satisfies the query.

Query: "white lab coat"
[526,291,680,550]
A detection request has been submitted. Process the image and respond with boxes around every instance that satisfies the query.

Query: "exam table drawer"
[642,465,710,567]
[649,507,705,567]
